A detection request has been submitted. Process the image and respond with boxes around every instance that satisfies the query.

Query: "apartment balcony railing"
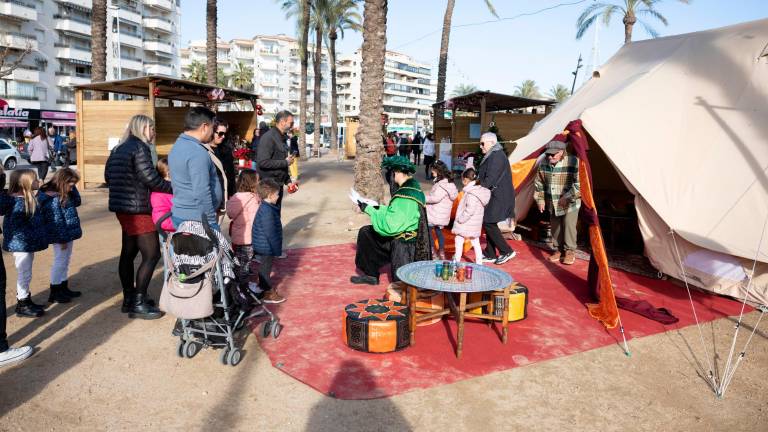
[143,39,172,54]
[55,46,91,63]
[144,61,172,75]
[118,8,142,24]
[7,66,39,82]
[56,74,91,87]
[143,0,172,11]
[54,14,92,36]
[143,16,172,33]
[1,91,39,101]
[0,0,37,21]
[0,32,37,51]
[120,56,143,71]
[55,0,91,9]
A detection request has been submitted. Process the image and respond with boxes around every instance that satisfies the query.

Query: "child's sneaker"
[262,290,286,304]
[16,297,44,318]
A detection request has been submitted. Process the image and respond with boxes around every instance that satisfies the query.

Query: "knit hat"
[544,140,567,154]
[382,155,416,174]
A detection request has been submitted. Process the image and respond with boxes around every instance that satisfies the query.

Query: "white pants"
[13,252,34,300]
[454,235,484,265]
[50,242,74,285]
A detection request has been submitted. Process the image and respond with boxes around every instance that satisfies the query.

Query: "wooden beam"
[75,89,85,189]
[480,96,487,133]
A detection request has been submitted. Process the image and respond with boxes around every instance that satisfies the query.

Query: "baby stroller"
[156,213,281,367]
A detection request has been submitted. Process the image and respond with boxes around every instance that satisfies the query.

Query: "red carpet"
[255,241,746,400]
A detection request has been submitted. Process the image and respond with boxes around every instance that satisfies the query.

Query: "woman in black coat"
[104,115,171,319]
[477,132,516,265]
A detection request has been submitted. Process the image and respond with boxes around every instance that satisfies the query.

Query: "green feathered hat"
[381,155,416,174]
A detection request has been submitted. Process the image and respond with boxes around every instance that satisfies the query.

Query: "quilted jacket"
[425,178,458,227]
[38,188,83,244]
[452,183,491,239]
[0,194,49,252]
[251,201,282,257]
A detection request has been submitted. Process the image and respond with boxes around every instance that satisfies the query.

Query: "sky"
[180,0,768,98]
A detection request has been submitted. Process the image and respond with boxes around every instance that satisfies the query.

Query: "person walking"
[251,121,269,156]
[422,133,436,179]
[535,140,581,265]
[412,132,423,166]
[477,132,516,265]
[452,168,491,264]
[105,115,171,319]
[425,161,458,260]
[65,130,77,167]
[28,128,51,181]
[255,110,295,210]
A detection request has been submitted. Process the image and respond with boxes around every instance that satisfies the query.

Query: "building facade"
[337,50,435,135]
[181,34,331,127]
[0,0,182,114]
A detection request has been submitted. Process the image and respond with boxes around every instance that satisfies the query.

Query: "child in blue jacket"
[1,169,49,318]
[38,168,83,303]
[252,178,284,304]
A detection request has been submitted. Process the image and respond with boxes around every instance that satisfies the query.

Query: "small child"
[150,158,174,232]
[0,169,49,317]
[425,160,458,259]
[38,168,83,302]
[226,169,261,293]
[252,178,284,304]
[452,168,491,265]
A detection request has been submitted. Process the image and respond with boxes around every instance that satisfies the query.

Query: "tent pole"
[617,314,631,357]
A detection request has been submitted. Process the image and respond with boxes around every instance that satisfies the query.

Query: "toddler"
[425,160,458,260]
[452,168,491,264]
[226,169,261,292]
[252,178,284,304]
[150,158,174,232]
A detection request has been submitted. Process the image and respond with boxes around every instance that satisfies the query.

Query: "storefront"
[0,98,76,143]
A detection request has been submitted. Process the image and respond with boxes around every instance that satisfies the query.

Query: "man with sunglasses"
[255,110,295,209]
[534,140,581,265]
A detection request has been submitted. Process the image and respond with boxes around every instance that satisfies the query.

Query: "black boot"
[127,293,164,320]
[16,297,44,318]
[121,289,155,313]
[350,275,379,285]
[48,283,72,304]
[60,280,81,298]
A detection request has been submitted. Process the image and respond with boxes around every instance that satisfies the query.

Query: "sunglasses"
[215,131,227,137]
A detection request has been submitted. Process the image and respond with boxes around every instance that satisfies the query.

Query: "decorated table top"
[396,261,514,293]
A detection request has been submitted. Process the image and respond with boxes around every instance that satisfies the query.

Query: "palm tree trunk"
[623,13,636,44]
[435,0,455,104]
[206,0,217,86]
[298,0,310,159]
[91,0,107,99]
[313,24,322,158]
[329,33,339,158]
[354,0,388,202]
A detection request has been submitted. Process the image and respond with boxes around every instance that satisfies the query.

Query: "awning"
[0,119,29,128]
[51,121,76,127]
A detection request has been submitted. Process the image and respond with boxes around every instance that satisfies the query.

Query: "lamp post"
[570,54,583,95]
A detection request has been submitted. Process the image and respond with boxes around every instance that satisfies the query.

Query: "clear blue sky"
[180,0,768,97]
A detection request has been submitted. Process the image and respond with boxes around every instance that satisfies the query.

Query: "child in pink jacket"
[452,168,491,264]
[150,158,174,232]
[425,161,458,259]
[226,169,261,290]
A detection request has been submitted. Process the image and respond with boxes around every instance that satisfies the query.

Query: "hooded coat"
[452,183,491,238]
[425,178,458,227]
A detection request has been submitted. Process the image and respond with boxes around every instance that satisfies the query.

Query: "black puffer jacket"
[104,135,172,214]
[256,127,290,185]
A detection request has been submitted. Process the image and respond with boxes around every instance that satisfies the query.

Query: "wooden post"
[479,95,487,133]
[148,80,156,108]
[456,292,467,358]
[75,89,85,189]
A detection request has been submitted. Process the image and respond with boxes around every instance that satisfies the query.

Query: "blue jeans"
[171,216,220,232]
[430,225,444,251]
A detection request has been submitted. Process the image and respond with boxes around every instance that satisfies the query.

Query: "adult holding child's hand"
[256,110,295,210]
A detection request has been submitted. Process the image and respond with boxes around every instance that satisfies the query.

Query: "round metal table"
[396,261,515,358]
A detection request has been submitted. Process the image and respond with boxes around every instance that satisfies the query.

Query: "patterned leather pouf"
[384,282,445,326]
[343,299,410,353]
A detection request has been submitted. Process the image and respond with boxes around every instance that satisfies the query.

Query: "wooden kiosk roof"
[74,76,259,104]
[433,91,555,112]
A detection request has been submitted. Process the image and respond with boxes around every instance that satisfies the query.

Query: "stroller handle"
[200,213,219,252]
[156,211,173,240]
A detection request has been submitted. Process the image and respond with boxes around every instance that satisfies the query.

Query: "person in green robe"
[351,156,432,285]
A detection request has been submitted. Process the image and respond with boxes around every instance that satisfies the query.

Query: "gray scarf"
[480,143,503,166]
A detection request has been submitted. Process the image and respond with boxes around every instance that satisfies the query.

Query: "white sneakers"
[0,346,33,368]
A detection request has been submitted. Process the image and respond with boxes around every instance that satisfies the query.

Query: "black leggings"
[483,222,513,258]
[32,161,49,181]
[118,231,161,297]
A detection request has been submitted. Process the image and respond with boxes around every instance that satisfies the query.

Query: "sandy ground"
[0,156,766,431]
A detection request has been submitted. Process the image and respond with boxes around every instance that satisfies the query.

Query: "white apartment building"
[0,0,181,114]
[337,50,436,135]
[181,34,331,126]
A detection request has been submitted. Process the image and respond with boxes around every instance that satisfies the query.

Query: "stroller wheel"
[183,341,199,359]
[219,348,230,365]
[272,322,283,339]
[176,339,185,358]
[227,348,243,366]
[262,321,273,338]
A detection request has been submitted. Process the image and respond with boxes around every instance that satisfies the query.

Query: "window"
[0,142,11,150]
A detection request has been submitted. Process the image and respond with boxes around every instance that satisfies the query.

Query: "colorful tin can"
[435,262,443,278]
[465,265,473,280]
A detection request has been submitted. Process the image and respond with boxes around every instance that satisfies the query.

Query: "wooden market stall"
[73,76,259,188]
[432,91,556,159]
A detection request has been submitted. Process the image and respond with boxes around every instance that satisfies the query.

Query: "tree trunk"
[206,0,217,86]
[91,0,107,99]
[298,0,310,160]
[329,33,339,158]
[435,0,455,104]
[354,0,388,203]
[623,13,636,44]
[313,24,322,158]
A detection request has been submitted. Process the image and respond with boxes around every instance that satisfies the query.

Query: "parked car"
[0,138,23,170]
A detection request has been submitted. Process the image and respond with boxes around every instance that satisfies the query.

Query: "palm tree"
[576,0,690,45]
[436,0,497,103]
[450,83,479,97]
[206,0,218,86]
[311,20,323,157]
[216,66,229,88]
[549,84,570,103]
[513,80,541,99]
[279,0,311,159]
[91,0,107,98]
[231,61,254,91]
[318,0,362,157]
[354,0,388,202]
[186,60,207,83]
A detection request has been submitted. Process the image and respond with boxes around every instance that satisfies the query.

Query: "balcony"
[55,46,91,63]
[120,55,143,71]
[143,39,172,54]
[261,81,279,87]
[118,8,142,24]
[7,66,39,82]
[143,16,172,33]
[0,1,37,21]
[144,62,172,76]
[56,72,91,87]
[0,32,37,51]
[260,63,279,71]
[54,14,92,36]
[56,0,91,9]
[0,98,39,109]
[143,0,172,11]
[259,48,280,56]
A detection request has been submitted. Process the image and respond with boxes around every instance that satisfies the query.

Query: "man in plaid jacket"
[534,141,581,265]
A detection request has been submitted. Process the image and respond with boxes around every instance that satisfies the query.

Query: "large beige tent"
[511,19,768,304]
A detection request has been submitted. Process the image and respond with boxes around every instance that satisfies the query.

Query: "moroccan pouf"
[343,299,410,353]
[384,282,445,326]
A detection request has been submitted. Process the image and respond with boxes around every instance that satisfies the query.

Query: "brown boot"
[548,251,562,263]
[262,290,286,304]
[563,250,576,265]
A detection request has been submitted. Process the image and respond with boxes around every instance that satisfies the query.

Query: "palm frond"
[576,14,599,39]
[601,4,622,26]
[637,7,669,26]
[638,19,660,38]
[483,0,499,19]
[576,2,612,39]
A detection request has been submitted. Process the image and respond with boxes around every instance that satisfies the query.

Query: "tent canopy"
[74,76,259,104]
